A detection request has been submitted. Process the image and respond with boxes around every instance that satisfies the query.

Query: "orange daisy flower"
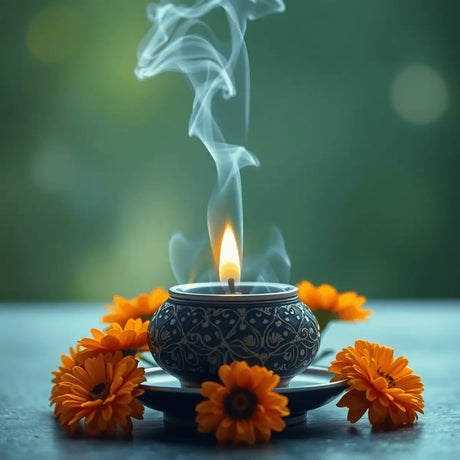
[329,340,424,428]
[297,280,371,330]
[76,318,149,362]
[102,287,169,327]
[51,351,145,435]
[195,361,290,444]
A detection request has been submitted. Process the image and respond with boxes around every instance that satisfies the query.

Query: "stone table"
[1,300,458,459]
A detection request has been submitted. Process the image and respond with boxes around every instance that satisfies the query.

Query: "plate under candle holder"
[138,366,346,427]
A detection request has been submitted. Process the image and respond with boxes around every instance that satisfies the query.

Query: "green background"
[1,0,459,301]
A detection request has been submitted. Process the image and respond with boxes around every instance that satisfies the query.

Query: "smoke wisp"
[136,0,289,283]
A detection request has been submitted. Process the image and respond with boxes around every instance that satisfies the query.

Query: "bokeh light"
[390,64,449,125]
[26,5,82,63]
[30,140,77,193]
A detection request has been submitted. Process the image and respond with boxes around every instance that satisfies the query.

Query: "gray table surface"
[1,300,459,459]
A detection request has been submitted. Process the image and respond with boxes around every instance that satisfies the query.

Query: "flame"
[219,223,241,283]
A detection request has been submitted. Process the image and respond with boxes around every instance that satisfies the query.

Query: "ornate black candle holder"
[147,282,320,387]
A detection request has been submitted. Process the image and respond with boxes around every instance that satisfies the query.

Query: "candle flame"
[219,223,241,283]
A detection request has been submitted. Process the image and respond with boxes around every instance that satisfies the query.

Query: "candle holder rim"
[168,281,298,302]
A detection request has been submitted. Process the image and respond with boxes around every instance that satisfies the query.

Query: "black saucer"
[139,366,346,426]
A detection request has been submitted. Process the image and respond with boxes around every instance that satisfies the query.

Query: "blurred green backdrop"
[1,0,459,301]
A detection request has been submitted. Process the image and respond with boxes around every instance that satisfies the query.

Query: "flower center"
[377,368,396,388]
[224,387,258,419]
[122,349,137,357]
[89,382,110,401]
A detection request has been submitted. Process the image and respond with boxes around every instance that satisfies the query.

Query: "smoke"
[136,0,289,283]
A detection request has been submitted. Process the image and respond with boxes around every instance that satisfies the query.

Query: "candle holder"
[147,282,320,387]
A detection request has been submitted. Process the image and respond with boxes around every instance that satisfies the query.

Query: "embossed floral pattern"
[148,301,320,384]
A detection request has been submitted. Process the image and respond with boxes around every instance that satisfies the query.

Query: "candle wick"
[228,278,235,294]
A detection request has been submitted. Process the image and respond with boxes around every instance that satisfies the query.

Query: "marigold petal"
[215,419,235,443]
[236,365,253,388]
[61,353,75,369]
[221,417,233,428]
[196,413,222,433]
[369,400,388,426]
[388,405,408,426]
[200,381,224,399]
[81,400,103,408]
[77,338,102,350]
[218,364,234,388]
[297,280,322,309]
[317,284,339,309]
[101,404,112,422]
[255,372,279,395]
[336,390,370,423]
[129,398,144,420]
[236,419,256,444]
[366,387,378,402]
[373,377,388,392]
[378,393,392,407]
[85,408,97,425]
[100,335,121,349]
[195,400,217,414]
[252,411,272,441]
[264,411,286,432]
[337,389,364,409]
[389,356,410,377]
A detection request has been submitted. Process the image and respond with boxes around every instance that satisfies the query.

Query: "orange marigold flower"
[102,287,169,327]
[195,361,290,444]
[76,318,149,362]
[329,340,424,428]
[51,351,145,435]
[297,280,371,330]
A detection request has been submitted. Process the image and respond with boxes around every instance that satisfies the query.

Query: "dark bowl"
[147,282,320,386]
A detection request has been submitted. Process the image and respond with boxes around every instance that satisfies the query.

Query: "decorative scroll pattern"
[148,301,320,383]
